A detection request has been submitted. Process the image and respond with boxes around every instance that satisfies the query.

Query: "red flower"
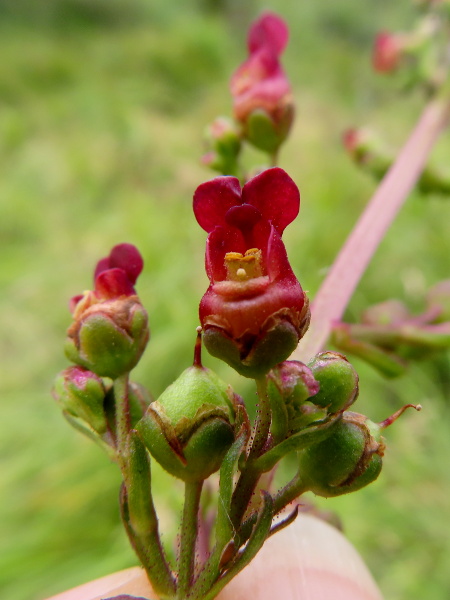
[194,167,309,377]
[230,12,294,152]
[373,31,403,73]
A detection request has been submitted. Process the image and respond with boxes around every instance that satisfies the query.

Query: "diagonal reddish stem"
[293,96,450,363]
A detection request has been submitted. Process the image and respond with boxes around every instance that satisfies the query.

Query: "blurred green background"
[0,1,449,599]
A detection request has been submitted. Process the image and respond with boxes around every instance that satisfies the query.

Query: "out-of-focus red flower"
[66,243,148,379]
[70,243,144,316]
[373,31,404,73]
[193,167,309,377]
[230,12,294,152]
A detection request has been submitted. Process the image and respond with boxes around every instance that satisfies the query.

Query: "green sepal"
[140,363,236,481]
[245,108,293,154]
[251,412,342,474]
[137,401,235,482]
[203,319,300,379]
[65,305,148,379]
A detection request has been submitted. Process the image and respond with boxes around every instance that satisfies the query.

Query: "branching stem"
[293,96,450,362]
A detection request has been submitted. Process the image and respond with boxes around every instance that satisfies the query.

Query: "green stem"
[120,483,176,599]
[114,373,131,474]
[248,377,272,460]
[229,378,271,529]
[273,470,308,514]
[178,480,203,599]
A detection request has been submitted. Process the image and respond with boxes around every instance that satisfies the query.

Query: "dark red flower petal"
[205,226,247,282]
[109,243,143,285]
[264,223,296,282]
[95,268,136,299]
[193,176,242,233]
[225,203,262,233]
[94,244,143,285]
[94,257,110,282]
[242,168,300,235]
[248,12,289,55]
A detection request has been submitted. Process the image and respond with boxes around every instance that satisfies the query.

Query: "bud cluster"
[202,12,294,175]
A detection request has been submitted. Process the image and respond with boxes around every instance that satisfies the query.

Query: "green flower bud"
[137,365,236,482]
[65,296,149,379]
[267,361,323,437]
[52,366,107,434]
[297,411,384,498]
[307,352,359,413]
[245,107,294,154]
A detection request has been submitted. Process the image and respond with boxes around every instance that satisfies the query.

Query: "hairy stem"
[293,96,450,363]
[229,378,271,528]
[178,480,203,599]
[114,373,131,473]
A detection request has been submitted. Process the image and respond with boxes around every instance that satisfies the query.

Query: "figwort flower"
[230,12,294,153]
[194,167,309,377]
[65,244,149,379]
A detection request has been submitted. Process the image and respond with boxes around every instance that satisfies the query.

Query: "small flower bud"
[267,361,322,436]
[65,244,149,379]
[65,297,149,380]
[297,411,384,498]
[52,366,107,434]
[202,117,242,176]
[231,12,294,153]
[138,361,236,482]
[307,352,359,413]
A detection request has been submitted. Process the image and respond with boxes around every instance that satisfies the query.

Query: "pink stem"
[293,97,450,363]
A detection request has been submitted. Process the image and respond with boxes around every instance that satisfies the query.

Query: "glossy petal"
[95,268,136,299]
[205,226,246,282]
[242,168,300,234]
[248,12,289,55]
[109,243,144,284]
[193,176,242,233]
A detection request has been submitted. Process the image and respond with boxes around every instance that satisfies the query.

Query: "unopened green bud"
[52,366,107,434]
[297,412,384,498]
[267,361,322,437]
[307,352,359,413]
[65,296,149,379]
[138,365,236,482]
[245,107,294,154]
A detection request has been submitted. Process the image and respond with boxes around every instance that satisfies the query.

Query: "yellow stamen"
[224,248,263,282]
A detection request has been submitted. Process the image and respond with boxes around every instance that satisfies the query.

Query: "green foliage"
[0,1,449,600]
